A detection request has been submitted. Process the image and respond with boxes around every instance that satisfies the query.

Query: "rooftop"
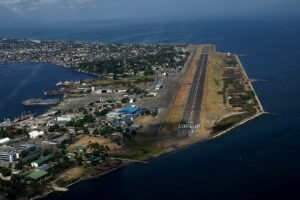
[32,153,54,165]
[27,169,48,180]
[74,146,87,151]
[118,106,139,114]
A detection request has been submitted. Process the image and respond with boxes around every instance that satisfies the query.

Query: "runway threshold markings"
[163,45,203,133]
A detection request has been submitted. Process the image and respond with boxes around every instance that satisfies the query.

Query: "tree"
[93,129,99,135]
[121,97,129,103]
[20,150,29,158]
[43,148,53,156]
[15,161,24,170]
[83,114,95,123]
[83,127,90,134]
[0,167,11,177]
[152,111,158,117]
[100,125,115,135]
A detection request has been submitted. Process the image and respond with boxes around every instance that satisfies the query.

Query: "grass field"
[163,107,184,132]
[200,52,229,137]
[110,140,164,160]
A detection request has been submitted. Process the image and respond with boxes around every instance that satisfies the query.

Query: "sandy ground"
[136,115,155,125]
[68,136,117,150]
[58,167,83,180]
[173,85,191,106]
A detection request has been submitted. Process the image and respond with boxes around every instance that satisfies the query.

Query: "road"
[178,45,210,136]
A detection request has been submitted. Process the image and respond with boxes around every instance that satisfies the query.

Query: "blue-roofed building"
[121,117,131,123]
[155,81,163,90]
[118,106,139,115]
[112,121,123,127]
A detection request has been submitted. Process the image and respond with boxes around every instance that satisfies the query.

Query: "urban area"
[0,38,190,199]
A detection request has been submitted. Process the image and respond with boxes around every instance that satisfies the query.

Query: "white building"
[94,89,114,94]
[57,114,76,122]
[149,92,157,97]
[106,112,120,119]
[129,98,137,103]
[0,137,10,144]
[0,152,17,162]
[29,131,44,139]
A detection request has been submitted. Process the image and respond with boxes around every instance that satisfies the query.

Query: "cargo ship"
[22,98,60,106]
[13,113,36,122]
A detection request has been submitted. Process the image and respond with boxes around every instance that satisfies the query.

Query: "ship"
[22,98,60,106]
[13,112,36,122]
[43,90,65,96]
[0,119,12,129]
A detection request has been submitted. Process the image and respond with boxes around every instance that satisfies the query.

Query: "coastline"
[8,45,266,200]
[211,54,266,138]
[32,163,124,200]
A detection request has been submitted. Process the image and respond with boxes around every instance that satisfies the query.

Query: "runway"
[178,45,210,136]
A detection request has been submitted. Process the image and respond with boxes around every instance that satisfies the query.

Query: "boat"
[14,112,36,122]
[43,90,65,96]
[22,98,60,106]
[0,119,12,128]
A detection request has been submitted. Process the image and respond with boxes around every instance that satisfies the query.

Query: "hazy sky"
[0,0,299,23]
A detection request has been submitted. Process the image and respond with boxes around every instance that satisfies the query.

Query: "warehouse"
[29,130,44,138]
[118,106,139,115]
[26,169,48,181]
[0,137,10,145]
[31,154,54,167]
[0,147,17,162]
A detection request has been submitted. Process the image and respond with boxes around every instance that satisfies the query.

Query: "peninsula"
[0,39,264,199]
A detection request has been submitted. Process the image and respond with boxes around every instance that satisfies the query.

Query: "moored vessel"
[22,98,60,106]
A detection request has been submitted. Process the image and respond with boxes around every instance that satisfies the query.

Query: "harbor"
[0,62,97,122]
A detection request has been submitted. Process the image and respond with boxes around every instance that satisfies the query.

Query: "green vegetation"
[0,166,11,177]
[55,178,79,188]
[75,48,185,76]
[213,114,244,132]
[0,128,28,139]
[110,140,163,160]
[48,124,67,132]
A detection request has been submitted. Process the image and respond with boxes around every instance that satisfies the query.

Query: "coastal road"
[178,45,210,136]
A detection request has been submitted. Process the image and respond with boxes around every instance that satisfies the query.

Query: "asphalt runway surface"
[178,45,210,136]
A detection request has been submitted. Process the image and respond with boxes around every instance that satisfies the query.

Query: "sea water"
[1,19,300,199]
[0,62,97,121]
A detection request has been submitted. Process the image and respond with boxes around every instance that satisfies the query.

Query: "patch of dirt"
[68,136,117,150]
[173,85,191,106]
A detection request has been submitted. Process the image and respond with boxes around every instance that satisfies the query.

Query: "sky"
[0,0,299,24]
